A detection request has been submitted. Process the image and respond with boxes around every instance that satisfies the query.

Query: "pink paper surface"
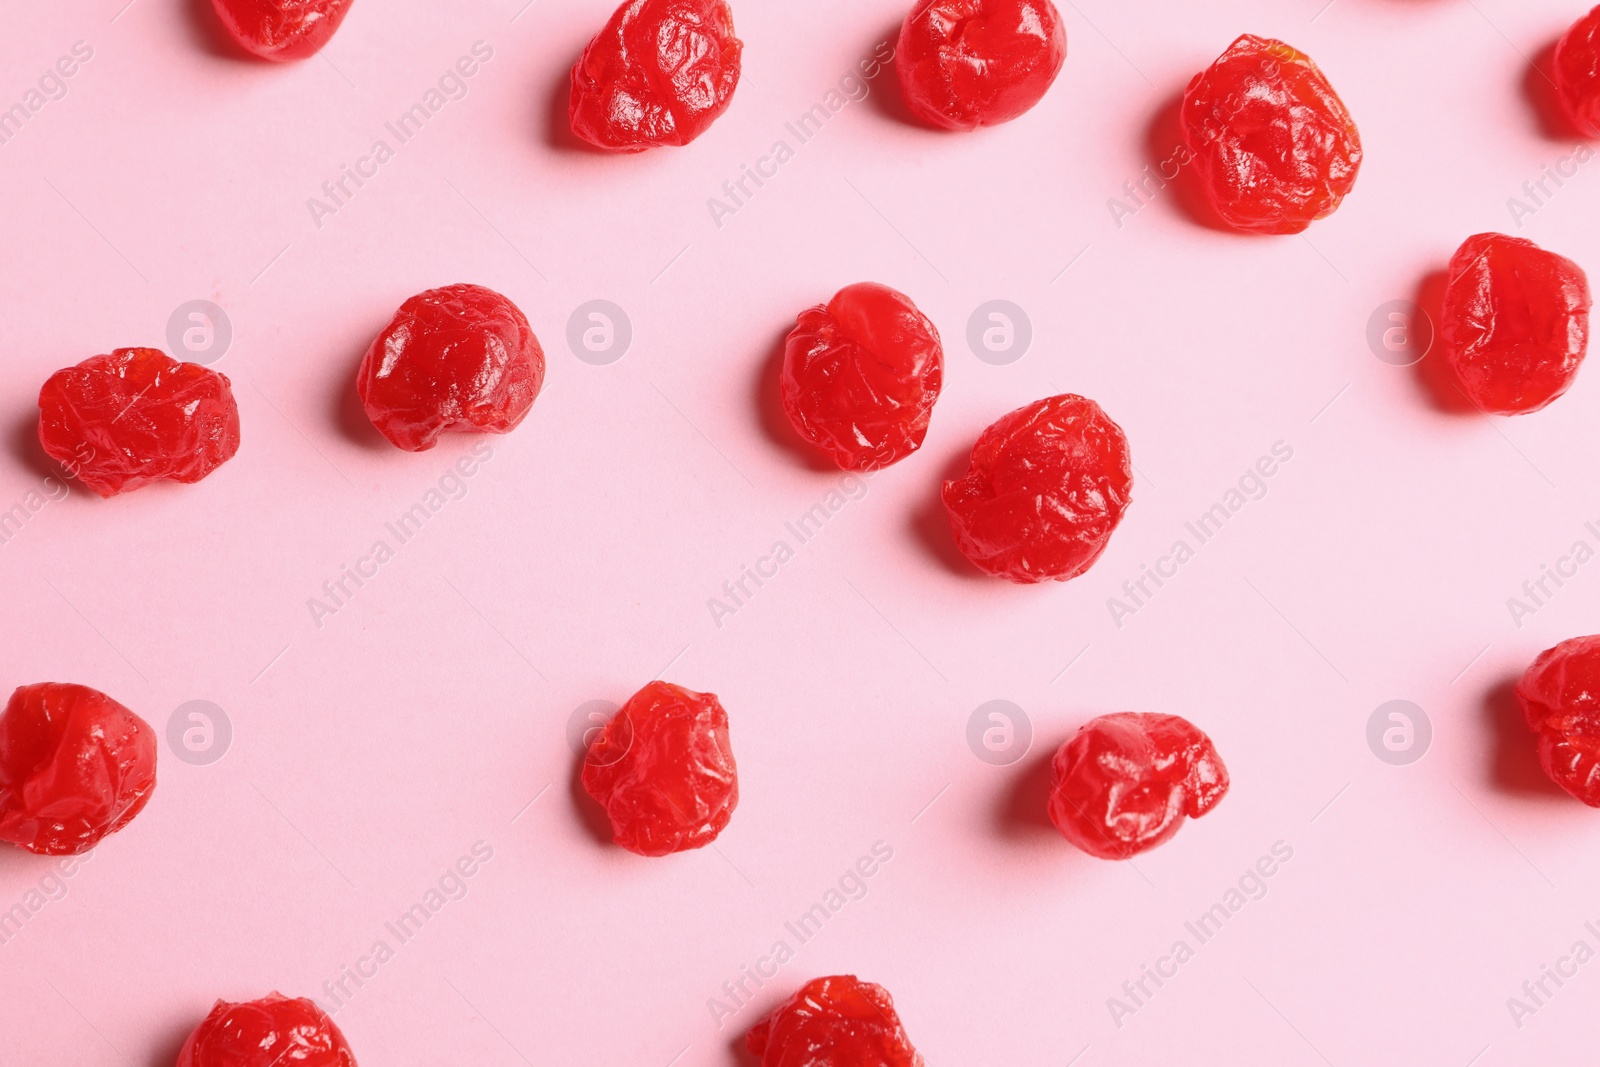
[1,0,1597,1062]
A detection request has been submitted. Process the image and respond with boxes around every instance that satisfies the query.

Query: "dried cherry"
[176,993,356,1067]
[896,0,1068,131]
[1048,712,1228,860]
[569,0,743,151]
[0,683,157,856]
[38,348,241,498]
[942,394,1131,584]
[1181,35,1362,234]
[357,284,545,452]
[781,282,944,471]
[1555,6,1600,137]
[1516,636,1600,806]
[211,0,354,62]
[1440,233,1591,414]
[747,975,923,1067]
[581,681,738,856]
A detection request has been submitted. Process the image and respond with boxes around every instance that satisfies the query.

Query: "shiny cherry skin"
[747,975,923,1067]
[781,282,944,471]
[1181,35,1362,234]
[1555,6,1600,137]
[0,683,157,856]
[1439,233,1591,414]
[581,681,738,856]
[211,0,354,61]
[176,993,356,1067]
[1048,712,1228,860]
[569,0,743,151]
[1517,636,1600,806]
[896,0,1068,131]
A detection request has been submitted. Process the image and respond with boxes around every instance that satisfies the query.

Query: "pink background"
[1,0,1598,1062]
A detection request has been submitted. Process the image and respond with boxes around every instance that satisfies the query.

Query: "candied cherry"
[569,0,743,151]
[0,684,157,856]
[357,284,545,452]
[896,0,1067,131]
[942,394,1131,584]
[781,282,944,471]
[1439,233,1591,415]
[1181,35,1362,234]
[748,975,923,1067]
[177,993,356,1067]
[1516,636,1600,805]
[38,348,241,498]
[1048,712,1228,860]
[1555,6,1600,137]
[211,0,354,61]
[581,681,738,856]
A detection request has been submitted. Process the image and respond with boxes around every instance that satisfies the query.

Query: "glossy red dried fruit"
[177,993,356,1067]
[569,0,742,151]
[781,283,944,471]
[1048,712,1228,860]
[896,0,1067,131]
[357,284,545,452]
[748,975,923,1067]
[38,348,241,498]
[0,684,156,856]
[1517,636,1600,806]
[1440,233,1592,415]
[1555,6,1600,137]
[211,0,354,61]
[581,681,737,856]
[1181,35,1362,234]
[942,394,1131,584]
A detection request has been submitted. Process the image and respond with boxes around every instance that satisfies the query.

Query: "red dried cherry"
[177,993,356,1067]
[1440,233,1592,415]
[0,684,157,856]
[569,0,743,151]
[38,348,241,498]
[896,0,1067,131]
[1517,636,1600,806]
[781,283,944,471]
[1555,6,1600,137]
[1181,35,1362,234]
[942,394,1131,584]
[581,681,738,856]
[357,284,545,452]
[211,0,354,61]
[747,975,923,1067]
[1048,713,1228,860]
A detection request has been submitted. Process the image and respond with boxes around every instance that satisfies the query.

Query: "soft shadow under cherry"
[1484,674,1569,800]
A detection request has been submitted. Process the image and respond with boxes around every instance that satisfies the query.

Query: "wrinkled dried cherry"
[1555,6,1600,137]
[1181,35,1362,234]
[1048,712,1228,860]
[896,0,1067,131]
[38,348,241,498]
[357,284,545,452]
[211,0,354,61]
[581,681,738,856]
[0,683,157,856]
[781,282,944,471]
[748,975,923,1066]
[177,992,356,1067]
[942,393,1131,584]
[1517,636,1600,806]
[569,0,743,151]
[1440,233,1591,415]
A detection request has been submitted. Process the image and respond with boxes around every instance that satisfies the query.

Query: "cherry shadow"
[146,1017,195,1067]
[909,445,986,580]
[992,745,1060,841]
[1409,267,1477,416]
[543,57,610,154]
[726,1031,761,1067]
[862,22,925,129]
[1142,84,1239,234]
[183,0,253,60]
[568,752,616,848]
[1484,674,1569,800]
[752,323,835,473]
[10,413,59,482]
[1524,40,1585,142]
[330,338,389,450]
